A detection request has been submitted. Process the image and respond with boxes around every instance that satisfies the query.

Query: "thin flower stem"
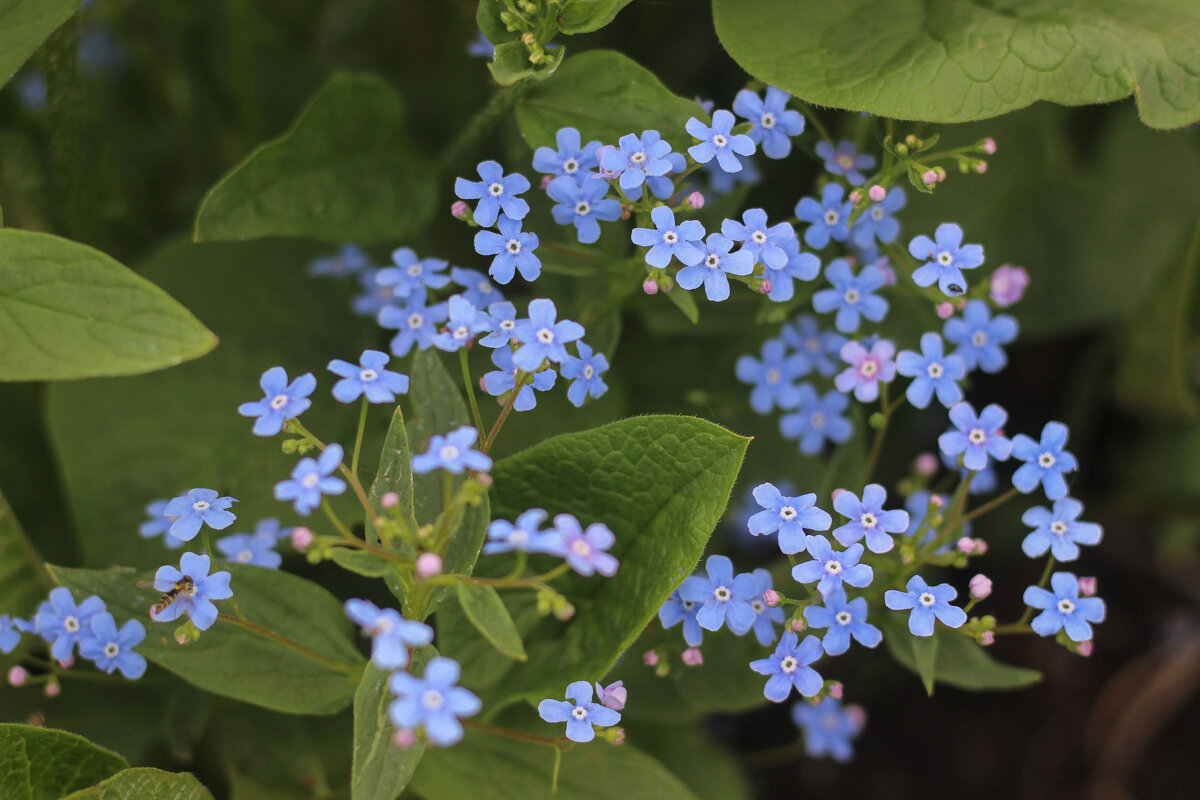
[201,528,216,562]
[321,501,411,566]
[460,349,486,434]
[503,551,528,581]
[463,720,571,750]
[443,473,454,514]
[322,500,355,540]
[351,397,369,478]
[217,613,360,675]
[482,374,523,453]
[287,419,381,529]
[861,383,895,485]
[993,623,1036,636]
[961,487,1021,523]
[1017,555,1056,625]
[471,562,571,587]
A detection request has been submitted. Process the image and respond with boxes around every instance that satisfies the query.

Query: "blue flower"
[631,206,705,269]
[902,491,948,548]
[532,127,601,183]
[812,259,888,333]
[0,615,25,654]
[16,71,48,114]
[547,175,621,244]
[834,338,896,402]
[352,269,400,317]
[747,482,832,555]
[1011,421,1077,500]
[679,555,757,634]
[803,588,882,656]
[736,338,806,414]
[512,298,584,371]
[792,697,864,762]
[815,140,876,186]
[473,216,541,284]
[328,349,409,404]
[884,575,967,636]
[643,151,688,201]
[390,657,481,746]
[561,341,609,407]
[944,300,1017,373]
[779,384,854,455]
[676,233,755,301]
[720,208,795,270]
[163,489,237,542]
[479,301,520,348]
[216,532,281,568]
[274,444,347,515]
[780,316,844,377]
[895,333,965,409]
[749,631,824,702]
[599,130,675,200]
[938,402,1013,472]
[412,427,492,475]
[344,598,434,669]
[731,86,804,159]
[376,247,451,298]
[308,244,371,278]
[79,612,146,679]
[434,295,491,353]
[686,109,756,172]
[1024,572,1105,641]
[450,266,505,309]
[538,681,621,743]
[907,223,984,296]
[378,292,448,357]
[237,367,316,437]
[1021,498,1102,561]
[941,448,997,495]
[543,514,619,577]
[792,535,874,598]
[253,518,293,542]
[34,588,106,663]
[850,187,906,249]
[466,30,494,59]
[765,237,821,302]
[454,160,530,227]
[482,347,556,411]
[659,590,703,647]
[748,568,786,646]
[832,483,909,554]
[796,184,853,249]
[703,152,760,194]
[139,498,185,549]
[150,552,233,631]
[483,509,556,555]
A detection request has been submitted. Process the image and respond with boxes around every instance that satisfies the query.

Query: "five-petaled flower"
[736,338,806,415]
[675,233,755,302]
[482,346,556,411]
[721,208,795,270]
[532,126,601,184]
[238,367,316,437]
[939,402,1013,472]
[907,223,985,296]
[896,333,966,409]
[747,482,832,555]
[812,259,889,333]
[561,341,609,407]
[803,587,882,656]
[1011,421,1078,500]
[779,384,854,455]
[792,697,864,762]
[274,444,347,515]
[731,86,804,158]
[816,140,876,186]
[79,612,146,679]
[216,531,282,568]
[433,295,491,353]
[544,514,619,577]
[679,555,758,634]
[884,575,967,636]
[150,552,233,631]
[834,339,896,402]
[659,589,704,647]
[749,631,825,702]
[631,205,706,269]
[538,680,621,743]
[483,508,554,555]
[473,215,542,284]
[944,300,1018,374]
[412,427,492,475]
[163,488,237,542]
[1024,572,1105,641]
[796,184,853,249]
[1021,498,1102,561]
[512,298,585,371]
[33,588,107,663]
[454,160,530,227]
[547,175,621,244]
[686,109,756,172]
[389,656,482,747]
[344,598,434,669]
[327,350,409,404]
[792,535,874,598]
[832,483,909,554]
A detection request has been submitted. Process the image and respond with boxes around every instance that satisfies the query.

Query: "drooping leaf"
[454,582,527,662]
[0,230,216,381]
[194,72,437,245]
[911,633,939,696]
[0,0,78,89]
[665,286,699,324]
[0,487,47,616]
[436,585,540,690]
[0,724,127,800]
[514,50,706,152]
[60,768,213,800]
[883,621,1041,692]
[555,0,635,34]
[48,563,365,715]
[351,652,430,800]
[711,0,1200,130]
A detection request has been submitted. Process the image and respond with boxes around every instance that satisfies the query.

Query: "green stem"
[217,613,360,675]
[322,500,355,540]
[1017,555,1056,625]
[464,720,570,750]
[436,562,571,589]
[201,529,216,562]
[460,349,486,434]
[482,374,523,453]
[961,487,1021,523]
[351,397,369,478]
[994,623,1036,636]
[861,384,897,485]
[287,419,381,528]
[440,81,533,168]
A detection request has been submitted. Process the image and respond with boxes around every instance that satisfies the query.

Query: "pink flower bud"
[642,278,659,296]
[979,137,997,155]
[915,452,939,476]
[44,681,60,698]
[540,175,552,190]
[849,189,864,205]
[291,526,314,550]
[972,539,988,555]
[763,589,782,608]
[681,647,703,666]
[392,728,417,749]
[1077,640,1094,657]
[868,184,887,202]
[643,650,659,667]
[475,471,493,488]
[969,574,992,600]
[1078,577,1097,597]
[876,261,897,286]
[57,657,73,669]
[380,492,400,510]
[989,265,1029,307]
[934,167,947,182]
[175,630,189,645]
[828,681,843,699]
[7,666,27,687]
[758,279,772,295]
[595,680,626,711]
[790,617,807,633]
[974,161,988,174]
[686,191,705,210]
[845,705,867,728]
[416,552,443,579]
[831,488,846,502]
[451,201,469,219]
[612,728,626,745]
[980,630,995,646]
[929,494,945,509]
[957,537,977,554]
[936,302,954,319]
[922,170,938,185]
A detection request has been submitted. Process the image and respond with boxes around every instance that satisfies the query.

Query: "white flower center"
[713,133,728,147]
[859,360,878,378]
[811,412,826,429]
[408,313,424,329]
[837,154,854,169]
[302,472,319,489]
[860,512,877,529]
[824,210,840,226]
[103,642,120,658]
[572,705,589,720]
[918,592,936,606]
[564,158,578,174]
[713,585,731,602]
[478,281,492,294]
[506,239,521,254]
[780,506,797,521]
[631,151,647,165]
[765,367,781,385]
[968,428,986,445]
[752,230,767,244]
[705,254,720,269]
[927,362,944,378]
[760,113,776,129]
[499,319,515,331]
[407,263,422,276]
[575,200,591,216]
[824,560,843,575]
[682,599,695,610]
[269,395,289,411]
[871,207,884,220]
[488,182,504,196]
[536,328,555,344]
[359,368,378,382]
[64,616,80,633]
[663,231,679,245]
[1039,452,1056,468]
[751,600,765,613]
[192,500,211,512]
[1057,598,1075,614]
[1051,521,1068,535]
[583,364,595,380]
[835,610,853,626]
[439,445,460,462]
[844,289,860,304]
[237,549,253,563]
[422,689,445,710]
[510,530,528,545]
[972,331,988,347]
[806,338,820,352]
[453,325,470,340]
[570,539,593,557]
[780,656,798,673]
[937,251,953,266]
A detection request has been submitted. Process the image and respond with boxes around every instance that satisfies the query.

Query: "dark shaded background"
[1,1,1198,798]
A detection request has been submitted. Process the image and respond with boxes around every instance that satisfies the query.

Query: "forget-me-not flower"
[796,184,853,249]
[1024,572,1105,641]
[850,187,905,249]
[140,498,185,549]
[676,233,755,301]
[216,532,281,568]
[543,514,619,577]
[747,482,832,555]
[780,316,844,377]
[561,341,609,407]
[816,140,876,186]
[238,367,316,437]
[34,588,106,663]
[631,205,705,268]
[895,333,965,409]
[803,587,882,656]
[1021,498,1102,561]
[599,130,675,200]
[328,349,409,404]
[792,535,874,598]
[679,555,757,634]
[450,267,504,309]
[79,613,146,679]
[812,260,888,333]
[376,248,451,298]
[939,402,1012,472]
[833,484,909,554]
[474,215,542,284]
[765,237,821,303]
[412,427,492,475]
[834,339,896,402]
[659,589,704,647]
[793,697,864,762]
[1011,421,1077,500]
[379,292,448,357]
[454,160,530,227]
[908,223,984,296]
[736,338,806,414]
[163,489,236,542]
[390,657,481,746]
[532,127,601,183]
[151,552,233,631]
[482,347,556,411]
[944,300,1017,373]
[884,575,967,636]
[483,509,554,555]
[721,208,794,270]
[750,631,824,702]
[0,615,24,653]
[686,109,755,172]
[479,301,519,349]
[547,175,621,244]
[512,298,584,371]
[538,681,621,743]
[345,598,434,669]
[274,444,347,515]
[779,384,854,455]
[434,295,491,353]
[732,86,804,159]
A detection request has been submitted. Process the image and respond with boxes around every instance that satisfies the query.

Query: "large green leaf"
[0,230,216,381]
[49,563,365,715]
[411,728,700,800]
[0,0,78,89]
[45,237,380,570]
[0,487,47,616]
[883,622,1041,692]
[484,415,748,706]
[514,50,706,151]
[194,72,437,245]
[0,724,127,800]
[351,653,430,800]
[712,0,1200,130]
[60,768,213,800]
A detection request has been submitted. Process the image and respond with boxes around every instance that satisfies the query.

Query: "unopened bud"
[763,589,782,608]
[831,488,846,502]
[681,647,703,666]
[936,302,954,319]
[554,601,575,621]
[974,161,988,174]
[540,174,552,190]
[844,705,867,729]
[922,169,938,186]
[451,200,469,219]
[642,278,659,295]
[895,143,909,156]
[989,265,1029,307]
[44,680,60,698]
[904,134,919,147]
[596,680,626,711]
[1078,577,1097,597]
[849,189,864,205]
[416,552,443,579]
[643,650,659,667]
[828,681,843,699]
[980,630,995,646]
[969,574,992,600]
[291,526,314,550]
[686,191,705,210]
[957,537,977,554]
[790,617,807,633]
[929,495,945,509]
[972,539,988,555]
[758,278,772,295]
[611,727,626,745]
[521,32,536,46]
[1077,640,1094,657]
[393,728,417,749]
[7,666,27,687]
[979,137,997,155]
[915,452,938,476]
[868,184,887,202]
[381,492,400,510]
[475,472,493,488]
[934,166,947,182]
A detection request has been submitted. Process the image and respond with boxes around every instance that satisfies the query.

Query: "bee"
[139,576,195,620]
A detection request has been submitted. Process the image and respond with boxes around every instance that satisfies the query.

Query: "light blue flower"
[483,509,556,555]
[659,589,703,647]
[679,555,757,634]
[598,130,675,200]
[1011,421,1077,499]
[237,367,316,437]
[765,237,821,302]
[850,187,905,249]
[1024,572,1105,641]
[896,333,965,409]
[938,402,1013,472]
[815,140,876,186]
[703,152,760,194]
[792,535,873,598]
[454,160,530,227]
[139,498,185,549]
[547,175,621,244]
[33,588,106,663]
[687,109,755,172]
[561,341,609,407]
[532,127,601,183]
[631,205,705,269]
[390,657,481,746]
[908,223,984,296]
[749,631,824,702]
[308,244,370,278]
[0,615,25,653]
[832,483,909,554]
[721,208,794,270]
[884,575,967,636]
[253,518,293,542]
[378,291,448,357]
[1021,498,1102,561]
[812,259,888,333]
[163,489,237,542]
[538,681,621,743]
[450,266,505,309]
[345,598,433,669]
[376,247,451,298]
[328,349,409,404]
[543,514,618,577]
[731,86,804,159]
[512,298,584,370]
[676,233,754,301]
[736,338,806,414]
[793,697,864,762]
[216,532,281,568]
[466,30,494,59]
[79,613,146,679]
[274,445,347,515]
[944,300,1017,373]
[474,215,541,284]
[479,301,520,349]
[748,569,786,646]
[796,184,853,249]
[151,553,233,631]
[779,384,854,455]
[803,588,882,656]
[747,482,832,555]
[780,316,844,377]
[434,295,492,353]
[482,347,556,411]
[351,269,400,317]
[412,427,492,475]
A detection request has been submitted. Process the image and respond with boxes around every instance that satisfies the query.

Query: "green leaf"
[437,587,540,690]
[454,582,527,662]
[514,50,706,152]
[328,548,396,578]
[475,0,510,44]
[368,406,419,538]
[0,487,47,616]
[622,722,751,800]
[556,0,635,34]
[48,563,365,715]
[485,415,748,706]
[60,768,213,800]
[488,41,565,87]
[411,728,700,800]
[1114,216,1200,418]
[194,72,437,245]
[711,0,1200,130]
[352,652,429,800]
[0,724,128,800]
[0,0,78,89]
[665,286,699,324]
[0,230,217,381]
[884,622,1041,692]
